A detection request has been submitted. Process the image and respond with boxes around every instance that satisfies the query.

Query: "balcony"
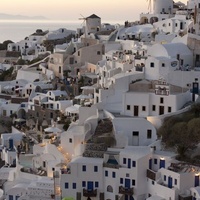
[178,195,192,200]
[146,169,156,181]
[83,189,97,197]
[119,186,134,195]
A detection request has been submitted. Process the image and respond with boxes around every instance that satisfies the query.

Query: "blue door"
[159,159,165,168]
[149,159,152,170]
[195,175,199,187]
[168,177,172,188]
[125,195,129,200]
[128,159,131,168]
[87,181,93,190]
[125,179,130,189]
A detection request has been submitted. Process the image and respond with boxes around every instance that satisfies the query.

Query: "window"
[69,138,72,143]
[160,97,164,104]
[112,172,116,178]
[73,183,76,189]
[168,107,171,113]
[147,130,152,139]
[154,158,157,164]
[162,63,165,67]
[43,161,46,168]
[95,182,99,187]
[150,62,154,68]
[97,51,101,55]
[169,23,171,26]
[82,181,86,187]
[152,181,155,185]
[105,170,108,177]
[120,178,123,184]
[65,182,69,189]
[82,165,86,171]
[78,51,80,56]
[123,158,126,164]
[127,105,130,110]
[132,161,136,167]
[175,179,177,185]
[50,112,53,118]
[16,196,20,200]
[142,106,146,111]
[164,175,166,181]
[94,166,98,172]
[59,66,61,73]
[126,173,129,177]
[107,185,113,193]
[175,23,178,27]
[132,179,135,186]
[132,131,139,136]
[152,105,156,111]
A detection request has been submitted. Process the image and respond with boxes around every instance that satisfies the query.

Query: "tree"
[190,103,200,117]
[63,119,71,131]
[158,115,200,159]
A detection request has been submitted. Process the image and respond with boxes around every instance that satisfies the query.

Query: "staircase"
[83,118,115,158]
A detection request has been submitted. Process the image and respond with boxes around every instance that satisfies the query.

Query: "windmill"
[146,0,152,13]
[78,14,88,37]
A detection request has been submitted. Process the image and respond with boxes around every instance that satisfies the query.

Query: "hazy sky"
[1,0,188,22]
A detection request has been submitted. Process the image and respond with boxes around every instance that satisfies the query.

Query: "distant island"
[0,13,48,20]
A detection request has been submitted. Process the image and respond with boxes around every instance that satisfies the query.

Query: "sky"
[0,0,188,22]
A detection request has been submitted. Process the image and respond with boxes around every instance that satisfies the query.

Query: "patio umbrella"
[15,118,26,123]
[44,126,62,133]
[81,86,95,90]
[75,94,90,100]
[62,198,74,200]
[65,105,80,114]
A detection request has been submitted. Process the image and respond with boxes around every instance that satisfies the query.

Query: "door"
[128,159,131,169]
[180,22,183,30]
[159,159,165,168]
[134,106,139,116]
[87,181,93,190]
[132,131,139,146]
[125,179,130,189]
[149,159,152,170]
[168,177,172,188]
[195,175,199,187]
[159,106,164,115]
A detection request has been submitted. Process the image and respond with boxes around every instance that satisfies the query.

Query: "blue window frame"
[105,170,108,177]
[154,158,157,164]
[120,178,123,184]
[132,179,135,186]
[73,183,76,189]
[82,165,86,171]
[65,182,69,189]
[82,181,86,187]
[95,182,99,187]
[123,158,126,164]
[112,172,116,178]
[132,161,136,167]
[94,166,98,172]
[9,196,13,200]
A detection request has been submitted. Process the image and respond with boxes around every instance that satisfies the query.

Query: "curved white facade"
[153,0,173,14]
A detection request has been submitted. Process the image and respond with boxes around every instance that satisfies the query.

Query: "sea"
[0,20,81,43]
[0,19,123,43]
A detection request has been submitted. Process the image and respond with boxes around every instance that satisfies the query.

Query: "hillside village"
[1,0,200,200]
